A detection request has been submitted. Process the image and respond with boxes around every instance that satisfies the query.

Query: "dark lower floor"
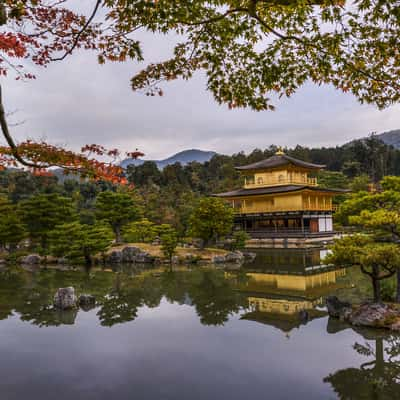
[234,212,334,238]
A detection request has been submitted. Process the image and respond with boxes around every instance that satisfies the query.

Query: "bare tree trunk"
[369,264,382,303]
[114,226,122,244]
[372,278,381,303]
[84,253,92,267]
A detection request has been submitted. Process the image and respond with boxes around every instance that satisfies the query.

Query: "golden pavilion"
[215,150,346,239]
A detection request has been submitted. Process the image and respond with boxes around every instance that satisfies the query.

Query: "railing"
[245,229,335,238]
[244,177,317,189]
[235,204,335,214]
[303,204,334,211]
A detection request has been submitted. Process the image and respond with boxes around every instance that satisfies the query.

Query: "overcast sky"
[3,27,400,160]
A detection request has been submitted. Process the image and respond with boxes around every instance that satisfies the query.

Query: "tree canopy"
[332,176,400,302]
[95,191,142,243]
[49,221,114,265]
[0,1,400,175]
[18,193,76,253]
[327,235,400,303]
[189,197,234,247]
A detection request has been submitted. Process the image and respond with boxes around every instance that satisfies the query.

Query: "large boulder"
[326,296,352,319]
[57,257,68,265]
[107,250,123,264]
[211,255,227,264]
[349,302,400,330]
[225,251,244,263]
[121,246,141,263]
[54,287,77,310]
[134,252,155,264]
[20,254,41,265]
[327,297,400,332]
[242,252,257,263]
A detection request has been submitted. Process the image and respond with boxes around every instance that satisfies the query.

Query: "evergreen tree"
[327,235,400,303]
[0,196,26,251]
[95,191,141,243]
[230,231,250,251]
[335,176,400,302]
[123,218,157,243]
[49,222,113,266]
[159,225,179,264]
[189,198,234,247]
[18,193,75,253]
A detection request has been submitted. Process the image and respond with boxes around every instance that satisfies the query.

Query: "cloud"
[3,30,400,159]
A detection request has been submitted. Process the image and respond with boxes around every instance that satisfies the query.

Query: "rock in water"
[242,252,257,262]
[121,246,141,263]
[54,287,77,310]
[107,250,123,264]
[78,294,96,306]
[326,296,352,318]
[211,255,226,264]
[349,302,400,329]
[20,254,41,265]
[225,251,244,263]
[78,294,96,311]
[134,252,154,263]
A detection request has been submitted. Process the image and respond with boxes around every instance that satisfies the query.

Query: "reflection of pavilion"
[235,249,346,333]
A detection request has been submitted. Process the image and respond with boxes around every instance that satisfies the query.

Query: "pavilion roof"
[235,153,325,171]
[214,185,348,198]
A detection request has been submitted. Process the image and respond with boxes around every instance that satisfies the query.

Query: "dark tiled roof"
[213,185,348,198]
[240,309,327,333]
[235,154,325,171]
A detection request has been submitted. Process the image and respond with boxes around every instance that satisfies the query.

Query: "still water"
[0,248,399,400]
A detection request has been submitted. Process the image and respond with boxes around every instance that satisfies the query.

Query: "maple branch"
[0,83,42,168]
[249,9,396,88]
[176,7,248,26]
[176,1,395,90]
[51,0,102,61]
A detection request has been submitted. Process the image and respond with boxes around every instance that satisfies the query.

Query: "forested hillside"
[1,135,399,237]
[126,135,400,192]
[121,149,216,169]
[377,129,400,149]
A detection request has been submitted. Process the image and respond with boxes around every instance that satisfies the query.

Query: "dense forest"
[124,136,400,229]
[0,135,398,242]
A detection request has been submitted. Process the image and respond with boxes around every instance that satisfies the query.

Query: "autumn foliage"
[0,0,143,182]
[1,1,400,181]
[0,141,143,183]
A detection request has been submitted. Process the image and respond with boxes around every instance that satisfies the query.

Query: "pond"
[0,249,399,400]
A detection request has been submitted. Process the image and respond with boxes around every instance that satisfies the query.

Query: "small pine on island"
[214,150,347,247]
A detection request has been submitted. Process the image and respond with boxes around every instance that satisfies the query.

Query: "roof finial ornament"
[275,147,285,156]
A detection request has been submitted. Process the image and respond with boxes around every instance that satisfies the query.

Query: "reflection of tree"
[96,273,162,326]
[0,267,26,320]
[188,270,247,326]
[0,266,115,326]
[0,266,248,327]
[160,270,188,305]
[324,323,400,399]
[97,291,142,326]
[140,275,163,308]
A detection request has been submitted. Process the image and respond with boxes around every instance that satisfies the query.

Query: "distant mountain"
[376,129,400,149]
[121,149,217,169]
